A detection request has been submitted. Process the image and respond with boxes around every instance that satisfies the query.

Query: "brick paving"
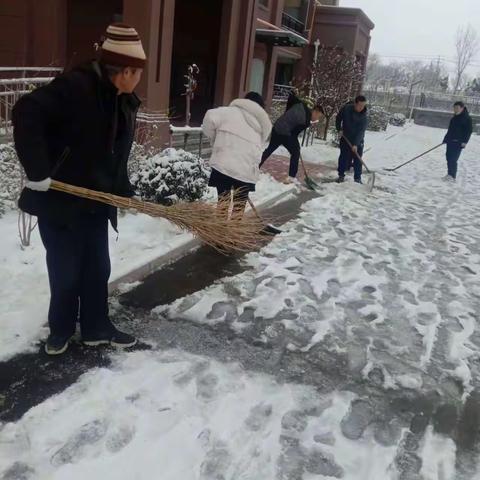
[261,154,336,183]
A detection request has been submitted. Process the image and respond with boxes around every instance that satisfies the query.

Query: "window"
[249,58,265,95]
[284,0,307,22]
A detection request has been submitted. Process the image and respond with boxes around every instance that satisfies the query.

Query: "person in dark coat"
[442,101,473,181]
[12,23,146,355]
[335,95,368,184]
[260,93,323,183]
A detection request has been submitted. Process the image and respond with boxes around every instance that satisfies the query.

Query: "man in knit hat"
[13,24,146,355]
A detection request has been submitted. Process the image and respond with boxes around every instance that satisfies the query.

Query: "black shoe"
[45,334,73,355]
[354,178,363,184]
[336,177,345,183]
[83,327,137,348]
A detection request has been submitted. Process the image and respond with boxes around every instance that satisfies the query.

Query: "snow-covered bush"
[132,148,210,205]
[128,141,153,178]
[367,106,390,132]
[328,124,341,147]
[389,112,407,127]
[0,143,22,216]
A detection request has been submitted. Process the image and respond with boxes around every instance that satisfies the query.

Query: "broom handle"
[50,180,148,212]
[342,135,371,173]
[387,143,443,171]
[247,197,263,222]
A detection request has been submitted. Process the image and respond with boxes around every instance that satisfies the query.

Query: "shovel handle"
[300,155,309,177]
[386,143,443,171]
[342,135,371,173]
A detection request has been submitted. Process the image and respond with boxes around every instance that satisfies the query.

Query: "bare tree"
[306,45,364,139]
[453,24,479,93]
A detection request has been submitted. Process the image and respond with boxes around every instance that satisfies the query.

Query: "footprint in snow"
[196,372,219,401]
[1,462,35,480]
[105,424,136,454]
[50,419,109,466]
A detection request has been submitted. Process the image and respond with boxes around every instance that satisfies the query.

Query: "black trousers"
[446,142,463,178]
[338,138,363,181]
[260,130,301,178]
[38,213,113,338]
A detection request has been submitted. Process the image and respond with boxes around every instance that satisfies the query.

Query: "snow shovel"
[300,155,320,191]
[342,135,376,192]
[384,144,443,172]
[247,198,282,235]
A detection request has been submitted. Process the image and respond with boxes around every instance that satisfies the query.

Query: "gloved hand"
[25,177,51,191]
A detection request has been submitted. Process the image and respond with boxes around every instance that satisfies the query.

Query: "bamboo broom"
[50,180,267,253]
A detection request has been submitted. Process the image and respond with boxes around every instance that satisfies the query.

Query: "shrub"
[367,106,390,132]
[0,143,22,216]
[132,148,210,205]
[389,112,407,127]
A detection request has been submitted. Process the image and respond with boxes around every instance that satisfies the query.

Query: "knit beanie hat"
[100,23,146,69]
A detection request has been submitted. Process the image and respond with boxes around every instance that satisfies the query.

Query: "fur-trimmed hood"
[230,98,272,143]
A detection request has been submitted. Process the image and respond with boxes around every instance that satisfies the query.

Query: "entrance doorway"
[67,0,123,69]
[169,0,223,126]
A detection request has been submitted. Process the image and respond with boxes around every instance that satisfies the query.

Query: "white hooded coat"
[202,98,272,184]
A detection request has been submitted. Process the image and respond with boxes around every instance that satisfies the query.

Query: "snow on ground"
[0,350,401,480]
[2,123,480,479]
[151,123,480,477]
[0,172,289,362]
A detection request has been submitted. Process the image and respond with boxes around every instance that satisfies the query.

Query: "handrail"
[281,12,306,35]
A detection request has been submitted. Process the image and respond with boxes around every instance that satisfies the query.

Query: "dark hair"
[454,101,465,108]
[313,104,325,114]
[245,91,265,109]
[355,95,367,103]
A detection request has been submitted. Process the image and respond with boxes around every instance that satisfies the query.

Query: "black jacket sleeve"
[12,76,71,181]
[443,118,453,144]
[463,115,473,144]
[335,106,345,131]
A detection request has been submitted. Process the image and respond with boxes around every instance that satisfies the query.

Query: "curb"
[108,186,296,293]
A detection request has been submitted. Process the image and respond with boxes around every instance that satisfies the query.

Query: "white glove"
[25,177,51,192]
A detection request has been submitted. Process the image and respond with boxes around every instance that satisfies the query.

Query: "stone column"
[215,0,257,106]
[124,0,175,144]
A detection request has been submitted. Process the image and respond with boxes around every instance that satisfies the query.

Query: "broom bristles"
[50,180,271,253]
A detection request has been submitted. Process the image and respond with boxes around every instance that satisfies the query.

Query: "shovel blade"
[304,175,319,191]
[366,172,376,192]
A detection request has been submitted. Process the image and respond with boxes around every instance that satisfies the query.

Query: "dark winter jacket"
[13,61,140,228]
[443,108,473,145]
[273,98,312,137]
[336,102,368,146]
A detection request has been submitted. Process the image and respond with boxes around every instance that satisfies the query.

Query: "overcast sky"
[340,0,480,72]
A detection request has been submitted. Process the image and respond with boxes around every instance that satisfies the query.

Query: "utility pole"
[408,80,423,120]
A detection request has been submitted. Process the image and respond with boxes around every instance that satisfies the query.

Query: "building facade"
[0,0,373,142]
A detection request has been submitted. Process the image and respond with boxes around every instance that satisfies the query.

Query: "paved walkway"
[261,153,336,182]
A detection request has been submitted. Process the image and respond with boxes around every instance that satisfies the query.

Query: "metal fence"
[0,67,62,138]
[364,88,480,115]
[273,84,295,100]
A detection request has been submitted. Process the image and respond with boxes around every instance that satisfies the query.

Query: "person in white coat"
[202,92,272,220]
